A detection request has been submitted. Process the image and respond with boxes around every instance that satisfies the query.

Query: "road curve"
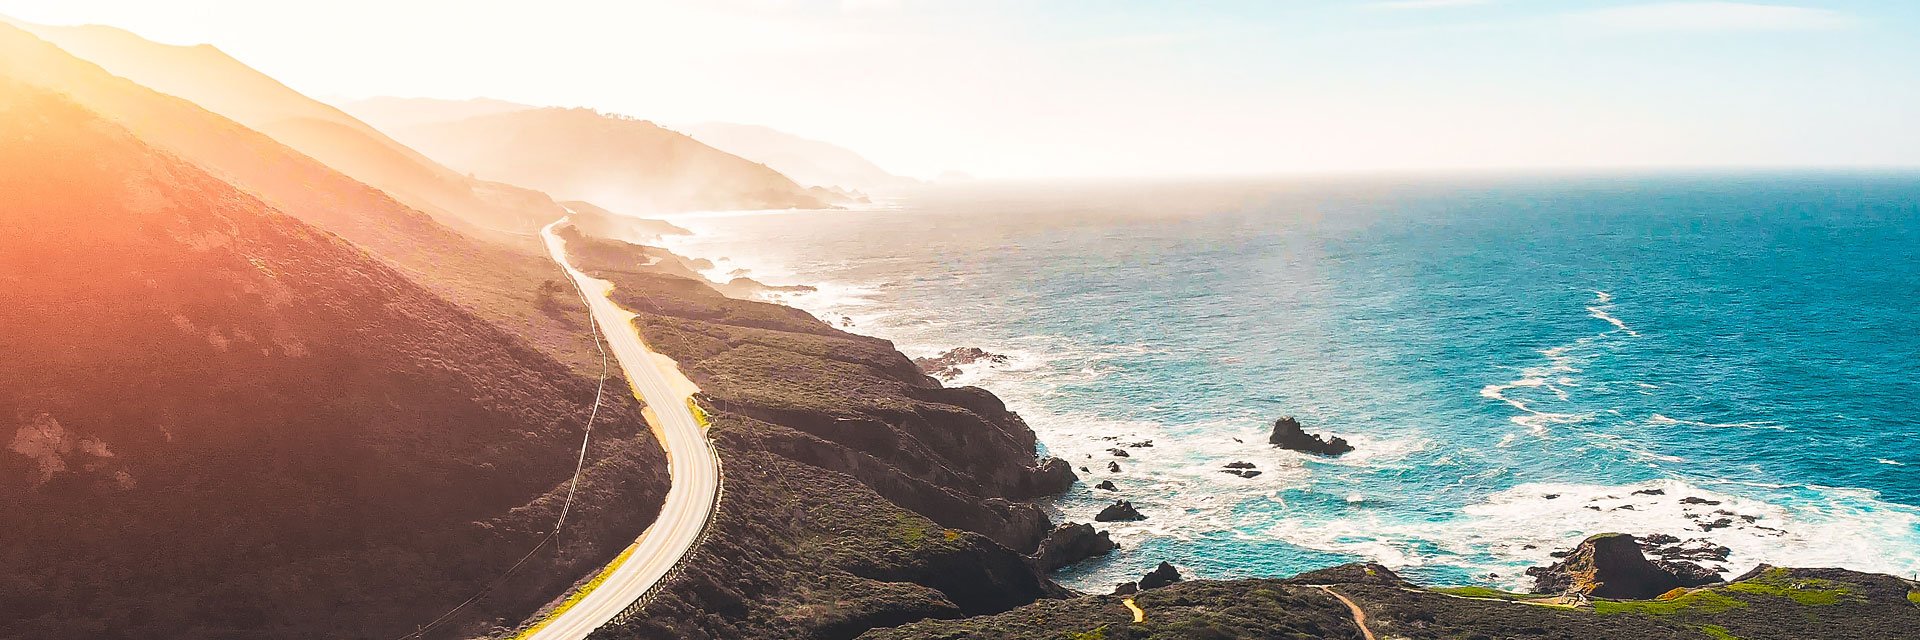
[522,218,720,640]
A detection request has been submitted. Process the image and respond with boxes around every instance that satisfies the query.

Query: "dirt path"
[1315,586,1377,640]
[1121,597,1145,623]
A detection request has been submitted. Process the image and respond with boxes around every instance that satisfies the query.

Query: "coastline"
[632,199,1920,594]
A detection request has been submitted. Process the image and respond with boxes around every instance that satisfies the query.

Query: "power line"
[393,222,611,640]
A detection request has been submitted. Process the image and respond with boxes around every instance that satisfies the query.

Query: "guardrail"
[607,395,726,627]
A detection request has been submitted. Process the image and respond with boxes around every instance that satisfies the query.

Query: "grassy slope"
[0,72,665,640]
[861,563,1920,640]
[559,231,1073,640]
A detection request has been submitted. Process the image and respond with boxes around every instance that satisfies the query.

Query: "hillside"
[676,121,917,192]
[863,563,1920,640]
[20,21,564,237]
[0,79,668,639]
[553,230,1077,639]
[0,23,601,371]
[390,107,837,213]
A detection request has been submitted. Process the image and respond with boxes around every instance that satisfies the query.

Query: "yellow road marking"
[511,542,641,640]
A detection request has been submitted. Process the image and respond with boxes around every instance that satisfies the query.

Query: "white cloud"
[1569,2,1855,32]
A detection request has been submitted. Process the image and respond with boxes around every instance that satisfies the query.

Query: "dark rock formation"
[1124,440,1154,448]
[1028,523,1117,571]
[1095,500,1146,522]
[1024,457,1078,496]
[1224,461,1257,469]
[1107,461,1122,473]
[1268,416,1354,456]
[1138,562,1183,590]
[1526,533,1720,598]
[1093,480,1117,491]
[1112,582,1139,596]
[1221,469,1263,478]
[716,276,818,299]
[914,347,1011,380]
[1680,496,1722,505]
[1107,448,1131,457]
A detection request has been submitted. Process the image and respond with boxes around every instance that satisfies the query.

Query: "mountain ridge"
[386,106,836,214]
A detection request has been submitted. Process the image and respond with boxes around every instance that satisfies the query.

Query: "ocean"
[652,172,1920,591]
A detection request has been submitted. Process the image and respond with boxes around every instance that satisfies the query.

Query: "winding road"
[520,218,720,640]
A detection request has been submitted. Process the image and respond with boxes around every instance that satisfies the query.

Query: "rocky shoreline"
[569,229,1919,639]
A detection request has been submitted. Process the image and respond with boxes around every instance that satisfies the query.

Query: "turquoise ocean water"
[654,173,1920,591]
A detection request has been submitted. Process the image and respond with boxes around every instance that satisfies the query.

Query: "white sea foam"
[1647,414,1790,431]
[1262,478,1920,590]
[1586,290,1641,337]
[1879,459,1906,466]
[643,213,1920,593]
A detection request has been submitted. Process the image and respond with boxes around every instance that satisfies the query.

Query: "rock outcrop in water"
[1137,562,1184,590]
[1526,533,1720,598]
[1268,416,1354,456]
[914,347,1011,380]
[1028,523,1117,571]
[1095,500,1146,522]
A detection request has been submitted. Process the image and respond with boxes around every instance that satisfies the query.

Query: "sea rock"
[1024,457,1078,496]
[1526,533,1721,599]
[1138,562,1183,590]
[1124,440,1154,448]
[1224,461,1256,469]
[1680,496,1722,506]
[1633,488,1666,496]
[1094,480,1117,491]
[1095,500,1146,522]
[1107,461,1122,473]
[1107,448,1131,458]
[913,347,1011,380]
[1267,416,1354,456]
[1220,469,1262,478]
[1112,582,1139,596]
[717,276,818,299]
[1029,523,1118,572]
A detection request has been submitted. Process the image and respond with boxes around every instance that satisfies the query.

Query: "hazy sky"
[3,0,1917,178]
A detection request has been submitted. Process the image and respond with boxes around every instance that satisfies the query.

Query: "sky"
[2,0,1917,179]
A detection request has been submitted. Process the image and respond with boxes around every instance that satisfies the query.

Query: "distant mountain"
[340,95,535,131]
[20,21,564,237]
[673,122,917,192]
[0,22,601,371]
[387,107,836,213]
[0,77,667,640]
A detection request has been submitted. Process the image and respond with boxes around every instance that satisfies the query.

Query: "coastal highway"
[525,218,720,639]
